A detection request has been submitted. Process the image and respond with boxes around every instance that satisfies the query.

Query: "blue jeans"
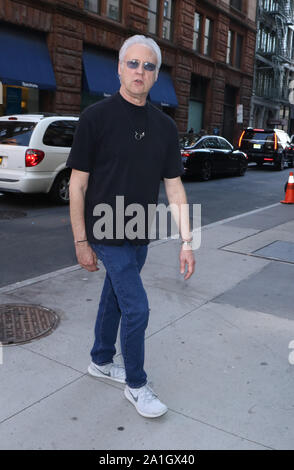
[90,241,149,388]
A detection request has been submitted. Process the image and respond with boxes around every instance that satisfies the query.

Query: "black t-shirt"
[66,92,184,245]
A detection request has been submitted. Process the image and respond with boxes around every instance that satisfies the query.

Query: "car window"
[203,137,220,149]
[179,135,201,149]
[218,138,232,150]
[194,140,205,149]
[0,122,36,146]
[243,130,273,142]
[43,120,78,147]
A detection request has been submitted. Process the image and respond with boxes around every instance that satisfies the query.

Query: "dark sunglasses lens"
[144,63,156,71]
[127,60,139,69]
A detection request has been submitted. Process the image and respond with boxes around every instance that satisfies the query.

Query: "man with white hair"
[67,35,195,418]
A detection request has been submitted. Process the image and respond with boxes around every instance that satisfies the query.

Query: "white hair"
[119,35,162,72]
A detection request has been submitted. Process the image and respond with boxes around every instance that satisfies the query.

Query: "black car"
[180,134,248,180]
[238,127,294,170]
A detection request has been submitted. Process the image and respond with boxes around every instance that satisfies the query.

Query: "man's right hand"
[75,243,99,272]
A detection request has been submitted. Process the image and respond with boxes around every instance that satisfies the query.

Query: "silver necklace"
[135,130,145,140]
[119,95,148,141]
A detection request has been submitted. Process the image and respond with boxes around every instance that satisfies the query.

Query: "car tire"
[274,154,285,171]
[236,163,247,176]
[49,170,71,205]
[200,160,212,181]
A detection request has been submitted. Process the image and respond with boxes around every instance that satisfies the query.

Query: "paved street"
[0,164,290,287]
[0,202,294,450]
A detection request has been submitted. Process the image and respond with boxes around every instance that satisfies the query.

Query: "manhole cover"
[0,304,59,345]
[0,210,27,220]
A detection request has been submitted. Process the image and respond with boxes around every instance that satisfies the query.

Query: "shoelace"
[139,385,158,403]
[111,364,125,378]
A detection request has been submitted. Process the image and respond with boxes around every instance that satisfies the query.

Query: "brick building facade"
[0,0,257,144]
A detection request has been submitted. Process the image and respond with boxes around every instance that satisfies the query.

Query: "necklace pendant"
[135,131,145,141]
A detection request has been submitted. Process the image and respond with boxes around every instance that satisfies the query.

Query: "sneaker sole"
[124,387,168,418]
[87,364,126,384]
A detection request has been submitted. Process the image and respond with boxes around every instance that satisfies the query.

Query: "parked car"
[238,127,294,170]
[0,114,78,204]
[180,134,248,180]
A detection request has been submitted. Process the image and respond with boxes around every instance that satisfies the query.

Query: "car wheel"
[275,154,285,171]
[201,160,212,181]
[49,170,71,204]
[236,163,247,176]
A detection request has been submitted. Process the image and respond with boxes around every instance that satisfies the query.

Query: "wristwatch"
[181,239,193,248]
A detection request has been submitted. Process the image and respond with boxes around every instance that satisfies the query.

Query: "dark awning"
[83,48,120,96]
[0,26,56,90]
[149,69,178,107]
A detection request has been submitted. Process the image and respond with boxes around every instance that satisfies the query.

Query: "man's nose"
[136,62,144,74]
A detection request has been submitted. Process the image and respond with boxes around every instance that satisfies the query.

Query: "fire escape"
[255,0,294,104]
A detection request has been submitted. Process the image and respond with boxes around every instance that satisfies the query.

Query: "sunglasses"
[125,59,156,72]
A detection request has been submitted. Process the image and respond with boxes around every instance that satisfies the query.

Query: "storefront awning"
[149,69,178,107]
[83,49,120,96]
[0,26,56,90]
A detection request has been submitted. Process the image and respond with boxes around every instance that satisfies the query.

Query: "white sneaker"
[88,361,126,383]
[124,384,168,418]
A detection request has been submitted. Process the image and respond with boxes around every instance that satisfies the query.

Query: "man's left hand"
[180,247,196,280]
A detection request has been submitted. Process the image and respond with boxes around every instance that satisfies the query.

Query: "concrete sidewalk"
[1,203,294,450]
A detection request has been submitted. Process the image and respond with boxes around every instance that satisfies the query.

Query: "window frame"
[226,29,244,69]
[147,0,175,42]
[84,0,122,22]
[193,11,213,57]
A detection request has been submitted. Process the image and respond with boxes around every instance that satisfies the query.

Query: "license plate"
[253,144,261,149]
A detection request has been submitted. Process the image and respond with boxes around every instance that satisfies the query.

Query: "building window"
[226,30,233,64]
[230,0,242,11]
[106,0,121,21]
[226,30,243,69]
[84,0,100,14]
[148,0,158,35]
[235,34,243,68]
[203,18,213,56]
[193,12,213,57]
[162,0,174,41]
[262,0,278,11]
[193,13,201,52]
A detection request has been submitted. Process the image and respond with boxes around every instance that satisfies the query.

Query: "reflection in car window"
[218,138,232,150]
[0,122,36,146]
[179,134,201,149]
[204,137,219,149]
[43,120,78,147]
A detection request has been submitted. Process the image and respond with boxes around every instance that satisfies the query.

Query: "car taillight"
[274,133,278,150]
[182,152,191,157]
[25,149,45,167]
[238,130,245,147]
[243,153,248,159]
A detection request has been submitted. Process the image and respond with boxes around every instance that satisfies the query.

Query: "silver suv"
[0,114,78,204]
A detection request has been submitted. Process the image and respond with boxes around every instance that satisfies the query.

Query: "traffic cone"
[281,172,294,204]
